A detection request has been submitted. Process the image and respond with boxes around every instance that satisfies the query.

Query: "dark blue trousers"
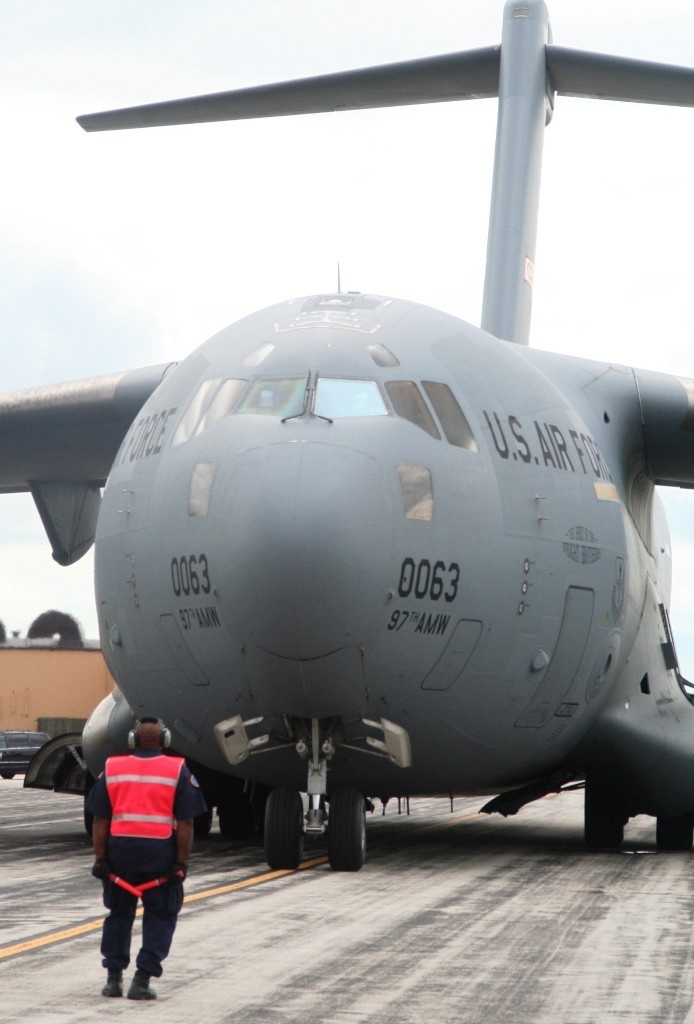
[101,873,183,978]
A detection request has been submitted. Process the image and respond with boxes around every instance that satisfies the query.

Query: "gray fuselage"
[93,293,689,815]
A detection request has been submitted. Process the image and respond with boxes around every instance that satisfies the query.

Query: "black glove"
[91,858,110,880]
[167,862,187,881]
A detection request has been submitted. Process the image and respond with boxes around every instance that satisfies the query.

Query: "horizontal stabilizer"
[77,47,501,131]
[547,45,694,107]
[75,7,694,346]
[77,42,694,134]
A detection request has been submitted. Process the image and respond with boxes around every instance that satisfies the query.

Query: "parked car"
[0,731,51,779]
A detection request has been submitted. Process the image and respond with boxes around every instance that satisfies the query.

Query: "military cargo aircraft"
[5,0,694,870]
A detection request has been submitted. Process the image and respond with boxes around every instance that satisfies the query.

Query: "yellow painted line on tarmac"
[181,854,328,904]
[384,810,483,841]
[0,816,480,962]
[0,918,105,960]
[0,856,330,961]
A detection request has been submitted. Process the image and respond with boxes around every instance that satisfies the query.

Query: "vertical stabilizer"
[481,1,554,345]
[76,2,694,347]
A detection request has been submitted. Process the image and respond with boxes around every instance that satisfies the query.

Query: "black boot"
[127,969,157,1001]
[101,968,123,997]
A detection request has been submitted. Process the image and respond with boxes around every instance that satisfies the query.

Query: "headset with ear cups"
[128,717,172,750]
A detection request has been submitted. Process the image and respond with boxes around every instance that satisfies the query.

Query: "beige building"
[0,641,116,736]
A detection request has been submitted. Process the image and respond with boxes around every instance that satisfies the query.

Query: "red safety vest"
[105,754,184,839]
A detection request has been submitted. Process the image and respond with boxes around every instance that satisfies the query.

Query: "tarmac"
[1,779,694,1023]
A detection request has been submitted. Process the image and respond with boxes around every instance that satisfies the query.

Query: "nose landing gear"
[229,714,410,872]
[263,718,368,871]
[264,787,305,869]
[327,787,366,872]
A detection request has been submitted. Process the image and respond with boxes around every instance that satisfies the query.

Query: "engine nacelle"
[24,687,136,795]
[81,687,136,777]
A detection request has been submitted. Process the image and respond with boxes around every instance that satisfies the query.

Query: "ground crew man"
[86,716,207,1000]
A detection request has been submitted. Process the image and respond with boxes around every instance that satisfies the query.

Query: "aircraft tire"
[217,783,268,840]
[264,787,304,869]
[1,772,15,780]
[218,792,255,840]
[328,787,366,872]
[194,808,213,838]
[584,782,625,850]
[656,814,694,851]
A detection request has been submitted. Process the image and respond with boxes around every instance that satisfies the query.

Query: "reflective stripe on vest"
[105,754,184,839]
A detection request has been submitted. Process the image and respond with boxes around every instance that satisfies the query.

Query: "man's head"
[129,717,171,751]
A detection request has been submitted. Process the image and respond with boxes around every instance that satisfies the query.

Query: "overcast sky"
[0,1,693,671]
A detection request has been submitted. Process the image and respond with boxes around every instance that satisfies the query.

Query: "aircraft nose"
[217,441,393,660]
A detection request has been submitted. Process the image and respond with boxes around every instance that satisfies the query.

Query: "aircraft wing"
[636,370,694,488]
[0,362,175,564]
[540,354,694,489]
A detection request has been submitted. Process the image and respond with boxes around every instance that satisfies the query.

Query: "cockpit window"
[384,381,441,440]
[189,460,218,517]
[173,378,223,447]
[422,381,478,451]
[313,378,388,418]
[236,376,308,417]
[397,464,434,521]
[173,377,249,447]
[195,379,247,437]
[367,343,400,368]
[243,342,275,367]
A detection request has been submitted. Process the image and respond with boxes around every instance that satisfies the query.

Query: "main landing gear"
[584,780,627,849]
[655,813,693,851]
[263,719,367,872]
[584,779,694,851]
